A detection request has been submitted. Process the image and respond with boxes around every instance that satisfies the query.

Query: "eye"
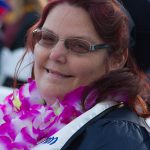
[38,31,57,48]
[66,39,90,53]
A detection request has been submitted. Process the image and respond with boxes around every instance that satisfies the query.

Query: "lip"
[45,68,73,78]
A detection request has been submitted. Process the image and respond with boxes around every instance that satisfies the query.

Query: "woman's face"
[34,3,110,104]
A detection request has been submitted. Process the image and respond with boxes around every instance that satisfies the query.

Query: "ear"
[109,48,128,71]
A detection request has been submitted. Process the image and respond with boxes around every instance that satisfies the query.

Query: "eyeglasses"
[32,28,111,54]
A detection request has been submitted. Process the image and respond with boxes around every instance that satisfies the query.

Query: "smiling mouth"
[45,68,73,78]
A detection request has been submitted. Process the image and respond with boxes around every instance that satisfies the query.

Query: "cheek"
[33,46,48,80]
[71,53,108,85]
[34,45,48,68]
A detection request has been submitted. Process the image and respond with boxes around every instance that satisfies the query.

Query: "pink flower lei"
[0,79,97,150]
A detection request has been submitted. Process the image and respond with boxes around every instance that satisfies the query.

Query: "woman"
[0,0,150,149]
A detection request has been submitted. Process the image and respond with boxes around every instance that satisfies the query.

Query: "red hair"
[27,0,129,53]
[21,0,150,117]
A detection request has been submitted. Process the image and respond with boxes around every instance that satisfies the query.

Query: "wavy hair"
[16,0,150,117]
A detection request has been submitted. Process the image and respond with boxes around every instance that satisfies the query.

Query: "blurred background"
[0,0,48,89]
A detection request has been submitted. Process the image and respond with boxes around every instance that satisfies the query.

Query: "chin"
[42,87,66,100]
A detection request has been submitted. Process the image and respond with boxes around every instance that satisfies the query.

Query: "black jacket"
[61,106,150,150]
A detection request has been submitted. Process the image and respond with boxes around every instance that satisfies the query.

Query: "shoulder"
[87,118,149,144]
[66,106,150,150]
[82,106,150,150]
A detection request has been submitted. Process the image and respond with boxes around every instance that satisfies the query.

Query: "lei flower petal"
[0,80,89,149]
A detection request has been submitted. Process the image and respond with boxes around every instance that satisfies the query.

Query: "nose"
[49,40,68,64]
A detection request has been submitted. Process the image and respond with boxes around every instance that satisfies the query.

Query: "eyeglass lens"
[33,29,92,53]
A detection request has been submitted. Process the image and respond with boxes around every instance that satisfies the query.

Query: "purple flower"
[0,80,89,149]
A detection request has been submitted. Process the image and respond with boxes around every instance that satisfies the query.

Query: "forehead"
[42,2,102,43]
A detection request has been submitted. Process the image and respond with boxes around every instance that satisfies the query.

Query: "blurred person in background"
[0,0,10,49]
[0,0,42,50]
[0,0,10,18]
[0,0,11,83]
[0,0,42,87]
[0,0,11,26]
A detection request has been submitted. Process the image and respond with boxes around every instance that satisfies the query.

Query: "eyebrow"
[41,27,97,44]
[41,28,56,35]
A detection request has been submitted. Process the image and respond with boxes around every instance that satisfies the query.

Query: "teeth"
[45,68,72,78]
